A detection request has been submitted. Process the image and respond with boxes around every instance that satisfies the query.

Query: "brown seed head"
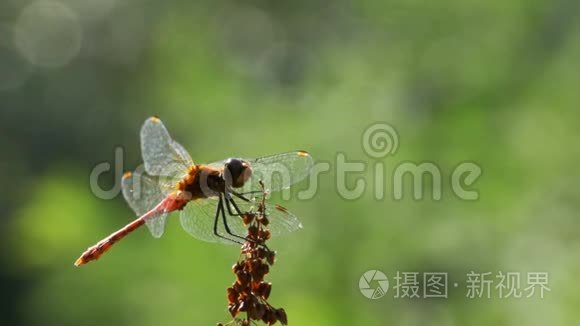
[219,182,288,325]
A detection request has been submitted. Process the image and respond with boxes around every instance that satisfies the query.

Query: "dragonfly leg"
[213,196,243,245]
[224,194,242,217]
[230,191,252,202]
[232,190,264,202]
[225,195,271,251]
[219,193,253,243]
[226,196,246,217]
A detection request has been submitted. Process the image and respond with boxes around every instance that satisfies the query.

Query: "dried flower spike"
[219,181,288,326]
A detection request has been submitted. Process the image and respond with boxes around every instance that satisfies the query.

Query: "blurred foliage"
[1,0,580,325]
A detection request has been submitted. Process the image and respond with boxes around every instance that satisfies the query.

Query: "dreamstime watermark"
[358,270,551,300]
[89,122,482,201]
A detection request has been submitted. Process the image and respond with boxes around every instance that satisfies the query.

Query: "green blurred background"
[1,0,580,325]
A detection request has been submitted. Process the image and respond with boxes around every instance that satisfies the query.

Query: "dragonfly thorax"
[177,160,251,200]
[177,165,224,199]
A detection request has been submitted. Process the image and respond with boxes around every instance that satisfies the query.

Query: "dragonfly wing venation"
[144,213,168,239]
[140,117,193,177]
[246,151,313,193]
[230,198,303,236]
[122,169,174,238]
[179,196,302,244]
[265,204,303,236]
[180,198,243,245]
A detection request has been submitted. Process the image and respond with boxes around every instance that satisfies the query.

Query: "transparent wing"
[265,203,303,235]
[209,151,314,193]
[231,198,303,236]
[121,169,176,238]
[179,198,243,245]
[179,197,302,244]
[140,116,193,177]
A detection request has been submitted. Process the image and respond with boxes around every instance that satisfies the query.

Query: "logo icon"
[359,270,389,299]
[362,123,399,158]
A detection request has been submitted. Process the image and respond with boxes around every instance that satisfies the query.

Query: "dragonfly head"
[224,158,252,188]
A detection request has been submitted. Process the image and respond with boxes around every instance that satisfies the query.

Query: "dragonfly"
[75,116,313,266]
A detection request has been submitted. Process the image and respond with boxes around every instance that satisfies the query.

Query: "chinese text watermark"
[359,270,550,300]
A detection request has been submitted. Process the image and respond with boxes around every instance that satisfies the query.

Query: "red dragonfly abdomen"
[74,217,146,266]
[75,192,189,266]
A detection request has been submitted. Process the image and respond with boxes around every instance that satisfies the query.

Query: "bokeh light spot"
[13,0,83,68]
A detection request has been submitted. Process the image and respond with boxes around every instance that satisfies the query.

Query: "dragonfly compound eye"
[225,158,251,188]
